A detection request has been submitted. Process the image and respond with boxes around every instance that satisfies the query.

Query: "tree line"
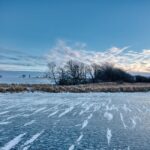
[47,60,150,85]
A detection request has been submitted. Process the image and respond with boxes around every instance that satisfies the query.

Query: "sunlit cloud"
[47,40,150,73]
[0,40,149,73]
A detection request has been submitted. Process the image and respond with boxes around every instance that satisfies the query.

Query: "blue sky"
[0,0,150,72]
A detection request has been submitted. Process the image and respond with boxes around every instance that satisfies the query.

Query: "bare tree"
[65,60,87,84]
[47,62,58,84]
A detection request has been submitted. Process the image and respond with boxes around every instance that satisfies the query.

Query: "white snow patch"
[106,128,112,145]
[32,107,46,114]
[75,124,81,127]
[127,146,130,150]
[120,113,127,129]
[81,113,93,129]
[68,144,75,150]
[81,120,88,129]
[123,104,131,112]
[131,118,136,128]
[21,114,31,117]
[0,111,9,115]
[6,115,19,120]
[0,121,11,125]
[59,106,74,118]
[79,104,93,116]
[1,133,26,150]
[76,133,83,144]
[79,110,84,116]
[94,105,101,112]
[81,102,87,107]
[23,130,44,147]
[87,113,93,120]
[24,120,35,127]
[48,110,59,117]
[106,105,118,111]
[104,112,113,121]
[22,145,30,150]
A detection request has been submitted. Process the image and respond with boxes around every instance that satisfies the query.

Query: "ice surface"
[106,128,112,145]
[76,133,83,143]
[120,113,127,129]
[48,110,59,117]
[0,121,11,125]
[22,130,44,147]
[24,120,36,126]
[1,133,26,150]
[59,106,74,118]
[104,112,113,121]
[68,144,75,150]
[0,92,150,149]
[0,111,9,115]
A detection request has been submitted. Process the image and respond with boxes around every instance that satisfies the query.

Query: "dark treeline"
[47,60,150,85]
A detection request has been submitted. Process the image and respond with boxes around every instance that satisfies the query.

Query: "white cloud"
[47,40,150,73]
[0,40,149,73]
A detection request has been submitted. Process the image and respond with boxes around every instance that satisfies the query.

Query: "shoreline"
[0,83,150,93]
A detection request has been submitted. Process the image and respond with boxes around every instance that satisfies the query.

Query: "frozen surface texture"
[0,92,150,150]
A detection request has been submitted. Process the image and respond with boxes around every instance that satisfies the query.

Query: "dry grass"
[0,82,150,93]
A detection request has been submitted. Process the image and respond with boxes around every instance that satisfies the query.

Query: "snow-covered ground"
[0,92,150,150]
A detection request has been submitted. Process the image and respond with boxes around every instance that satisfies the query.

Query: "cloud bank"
[0,40,149,74]
[47,40,150,73]
[0,48,47,71]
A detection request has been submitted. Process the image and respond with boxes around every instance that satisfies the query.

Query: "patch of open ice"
[0,129,4,132]
[1,133,26,150]
[72,112,77,116]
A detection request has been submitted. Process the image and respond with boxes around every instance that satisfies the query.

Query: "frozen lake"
[0,92,150,150]
[0,71,50,84]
